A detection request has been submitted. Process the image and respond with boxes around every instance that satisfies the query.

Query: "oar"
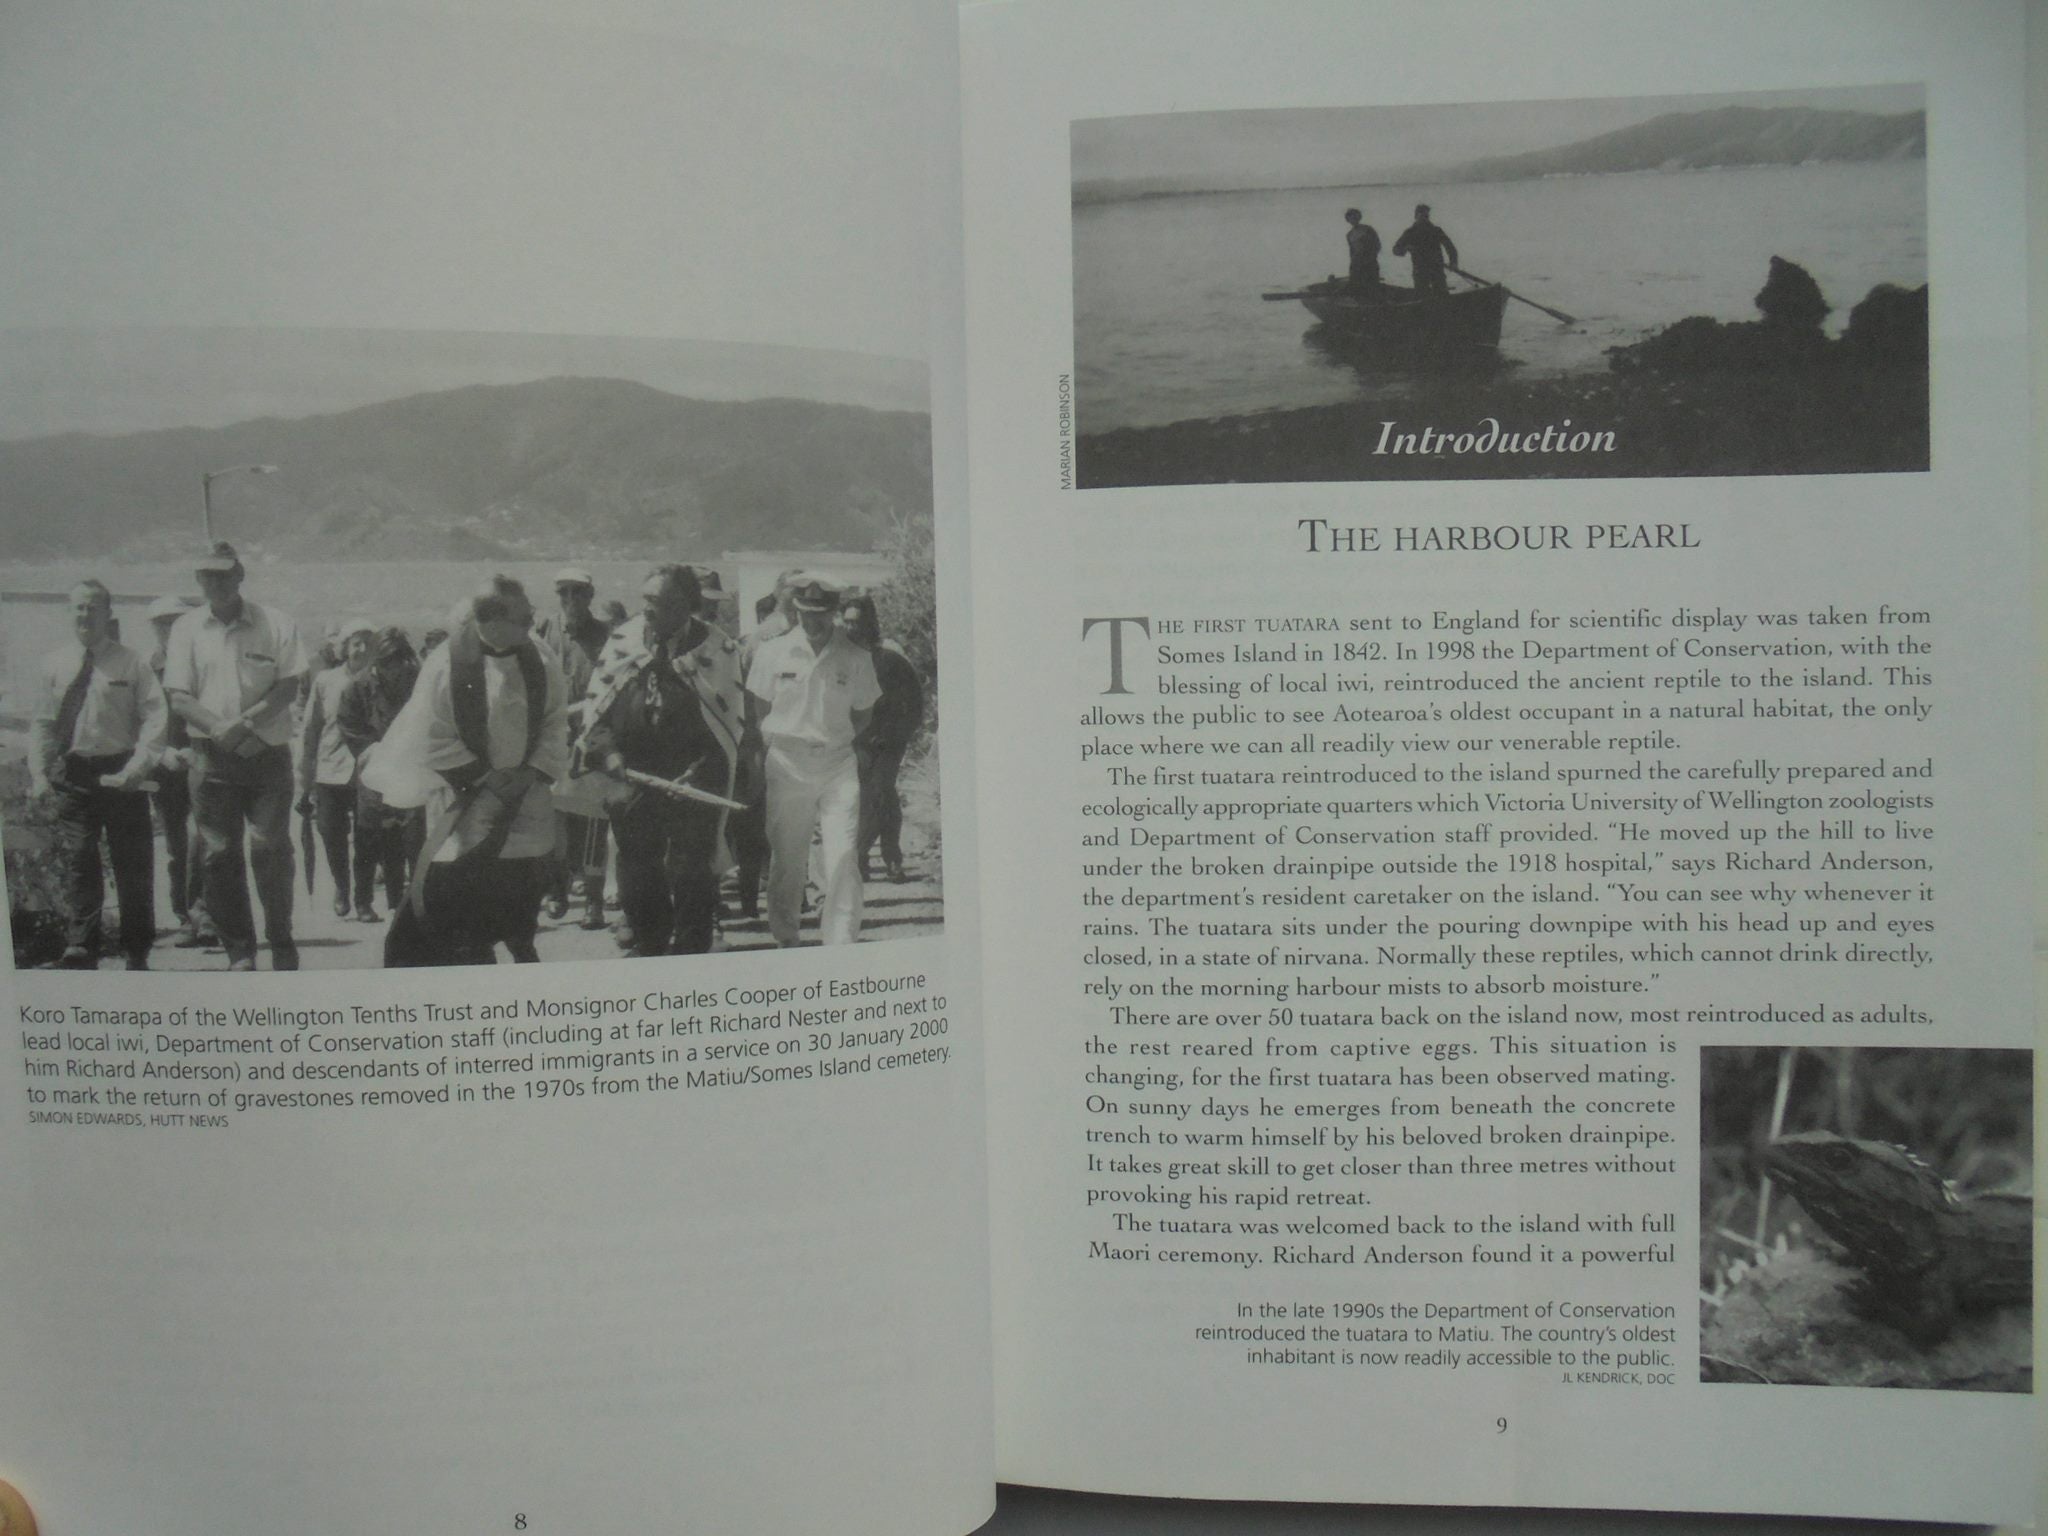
[1452,266,1575,325]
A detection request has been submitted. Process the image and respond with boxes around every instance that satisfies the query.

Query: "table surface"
[975,1484,2018,1536]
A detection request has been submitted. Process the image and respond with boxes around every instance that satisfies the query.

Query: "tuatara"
[1764,1129,2031,1346]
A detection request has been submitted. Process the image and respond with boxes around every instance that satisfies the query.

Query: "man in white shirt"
[744,573,880,946]
[30,580,169,969]
[161,541,308,971]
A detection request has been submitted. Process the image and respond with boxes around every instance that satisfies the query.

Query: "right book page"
[962,0,2035,1522]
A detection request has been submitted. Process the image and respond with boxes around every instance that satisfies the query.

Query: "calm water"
[1072,161,1925,432]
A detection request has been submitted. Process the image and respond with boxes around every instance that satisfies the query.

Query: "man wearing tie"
[30,580,169,970]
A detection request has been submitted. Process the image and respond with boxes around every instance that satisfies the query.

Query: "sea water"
[1071,160,1925,433]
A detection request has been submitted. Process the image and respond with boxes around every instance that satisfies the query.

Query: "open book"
[0,0,2034,1531]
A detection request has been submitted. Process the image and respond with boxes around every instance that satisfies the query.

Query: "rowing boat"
[1280,278,1509,356]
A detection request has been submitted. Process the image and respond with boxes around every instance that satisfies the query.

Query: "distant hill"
[1443,106,1924,183]
[1073,105,1924,204]
[0,377,931,563]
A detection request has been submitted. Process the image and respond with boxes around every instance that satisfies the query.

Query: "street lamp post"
[201,463,278,542]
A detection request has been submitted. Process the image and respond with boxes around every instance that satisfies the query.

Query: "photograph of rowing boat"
[1071,86,1927,488]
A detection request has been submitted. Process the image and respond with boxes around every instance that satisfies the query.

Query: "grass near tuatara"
[1702,1131,2032,1391]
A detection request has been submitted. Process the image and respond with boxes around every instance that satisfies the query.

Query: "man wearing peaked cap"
[162,542,308,971]
[691,565,729,627]
[744,572,880,946]
[535,568,608,699]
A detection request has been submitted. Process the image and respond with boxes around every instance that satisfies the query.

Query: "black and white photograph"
[0,329,942,972]
[0,0,952,978]
[1071,86,1928,488]
[1698,1045,2031,1392]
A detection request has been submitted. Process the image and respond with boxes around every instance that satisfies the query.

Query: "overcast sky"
[0,0,950,435]
[0,328,927,441]
[1072,85,1924,189]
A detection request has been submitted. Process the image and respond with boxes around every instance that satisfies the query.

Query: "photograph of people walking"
[0,333,942,972]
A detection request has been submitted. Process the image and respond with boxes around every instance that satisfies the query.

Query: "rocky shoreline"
[1077,265,1929,488]
[1076,363,1928,487]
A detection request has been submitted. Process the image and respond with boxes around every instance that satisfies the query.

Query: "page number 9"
[1495,1418,1508,1434]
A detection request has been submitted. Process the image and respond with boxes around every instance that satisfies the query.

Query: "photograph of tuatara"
[1699,1047,2032,1391]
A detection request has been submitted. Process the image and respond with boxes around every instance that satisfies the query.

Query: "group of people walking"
[25,544,925,971]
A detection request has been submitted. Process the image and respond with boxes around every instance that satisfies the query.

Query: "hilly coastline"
[0,377,932,563]
[1073,104,1925,204]
[1445,106,1924,184]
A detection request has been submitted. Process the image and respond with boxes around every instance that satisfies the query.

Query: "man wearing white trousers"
[744,574,879,946]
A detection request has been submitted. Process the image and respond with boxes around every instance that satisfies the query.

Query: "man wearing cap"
[691,566,731,630]
[298,618,377,919]
[145,593,210,948]
[744,573,880,946]
[575,564,743,957]
[162,541,309,971]
[1392,203,1459,295]
[535,568,611,692]
[30,580,169,969]
[535,567,614,929]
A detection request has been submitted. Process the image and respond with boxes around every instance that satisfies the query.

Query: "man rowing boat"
[1392,203,1459,296]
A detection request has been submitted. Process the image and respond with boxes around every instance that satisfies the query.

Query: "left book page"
[0,4,991,1535]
